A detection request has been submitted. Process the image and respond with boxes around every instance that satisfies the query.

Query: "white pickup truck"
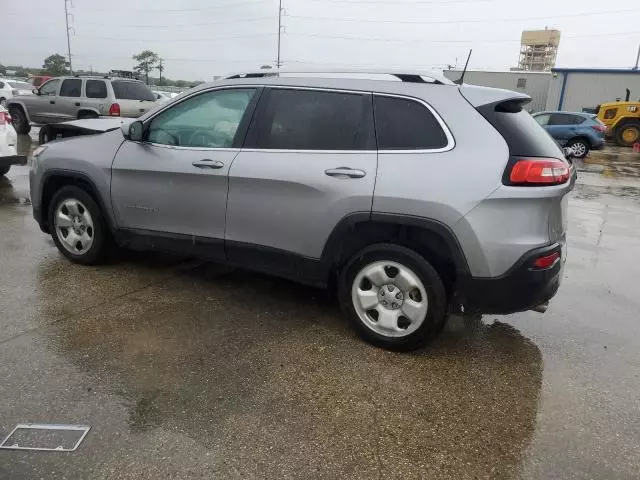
[0,106,26,176]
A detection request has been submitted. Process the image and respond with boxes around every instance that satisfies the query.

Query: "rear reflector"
[0,112,11,125]
[108,103,121,116]
[533,251,560,269]
[509,158,570,185]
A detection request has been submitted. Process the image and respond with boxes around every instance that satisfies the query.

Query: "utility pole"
[64,0,73,74]
[158,59,164,86]
[276,0,283,68]
[634,43,640,70]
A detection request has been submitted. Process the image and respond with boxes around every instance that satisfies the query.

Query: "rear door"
[28,78,62,124]
[56,78,83,121]
[111,80,157,117]
[225,86,377,274]
[84,79,109,115]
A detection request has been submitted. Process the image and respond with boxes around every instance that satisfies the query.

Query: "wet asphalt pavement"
[1,135,640,479]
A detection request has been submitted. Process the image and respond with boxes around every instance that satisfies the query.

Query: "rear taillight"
[108,103,121,116]
[591,124,607,132]
[533,251,560,269]
[11,89,19,96]
[507,158,570,186]
[0,112,11,125]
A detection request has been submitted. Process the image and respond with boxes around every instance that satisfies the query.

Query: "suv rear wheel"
[338,244,447,351]
[567,138,589,158]
[616,122,640,147]
[48,185,110,265]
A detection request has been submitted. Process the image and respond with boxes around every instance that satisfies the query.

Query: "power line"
[287,8,640,26]
[72,0,265,13]
[287,30,640,45]
[79,16,275,29]
[28,32,276,43]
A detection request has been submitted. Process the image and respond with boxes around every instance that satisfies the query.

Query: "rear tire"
[77,111,98,120]
[615,122,640,147]
[0,98,6,107]
[8,106,30,135]
[39,125,53,145]
[48,185,110,265]
[338,243,447,351]
[0,166,10,176]
[567,138,589,159]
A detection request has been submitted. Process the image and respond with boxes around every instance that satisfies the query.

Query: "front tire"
[48,185,110,265]
[8,106,30,135]
[338,244,447,351]
[567,138,589,159]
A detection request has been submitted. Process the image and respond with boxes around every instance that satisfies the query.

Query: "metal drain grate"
[0,424,91,452]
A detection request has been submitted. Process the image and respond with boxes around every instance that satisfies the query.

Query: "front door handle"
[325,167,366,179]
[192,159,224,169]
[49,100,55,104]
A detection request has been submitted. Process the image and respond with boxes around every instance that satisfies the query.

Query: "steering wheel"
[187,129,226,148]
[149,129,179,146]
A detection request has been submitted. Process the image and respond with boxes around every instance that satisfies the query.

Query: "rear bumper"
[456,242,564,315]
[0,155,27,168]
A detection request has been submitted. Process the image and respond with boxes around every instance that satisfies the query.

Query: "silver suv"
[7,75,157,137]
[29,70,574,350]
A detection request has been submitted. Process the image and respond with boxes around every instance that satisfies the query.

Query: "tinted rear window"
[477,100,563,158]
[247,88,374,150]
[86,80,107,99]
[374,96,448,150]
[111,81,155,101]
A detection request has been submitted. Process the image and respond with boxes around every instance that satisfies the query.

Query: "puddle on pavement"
[573,182,640,202]
[0,176,31,206]
[583,147,640,179]
[36,261,543,479]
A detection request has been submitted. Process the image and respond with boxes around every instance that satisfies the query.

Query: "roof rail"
[224,68,453,85]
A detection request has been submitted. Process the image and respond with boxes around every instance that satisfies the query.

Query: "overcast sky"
[2,0,640,81]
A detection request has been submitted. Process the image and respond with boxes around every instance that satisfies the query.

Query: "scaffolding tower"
[518,29,561,72]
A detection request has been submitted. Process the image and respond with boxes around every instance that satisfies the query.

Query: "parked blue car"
[532,111,606,158]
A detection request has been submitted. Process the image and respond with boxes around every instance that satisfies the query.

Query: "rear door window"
[111,81,155,101]
[374,95,449,150]
[85,80,107,99]
[246,88,374,150]
[60,79,82,97]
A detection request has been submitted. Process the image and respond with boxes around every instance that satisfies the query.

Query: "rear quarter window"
[373,96,449,150]
[111,81,155,101]
[86,80,107,99]
[477,100,563,158]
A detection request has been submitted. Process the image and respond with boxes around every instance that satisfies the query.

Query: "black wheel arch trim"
[319,211,471,277]
[39,169,117,233]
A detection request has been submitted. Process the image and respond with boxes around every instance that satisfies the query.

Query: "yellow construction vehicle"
[596,99,640,147]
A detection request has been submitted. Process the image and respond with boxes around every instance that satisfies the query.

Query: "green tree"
[0,64,6,76]
[132,50,159,85]
[42,54,70,76]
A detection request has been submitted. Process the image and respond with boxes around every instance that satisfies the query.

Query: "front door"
[29,78,61,124]
[110,87,261,259]
[225,87,377,274]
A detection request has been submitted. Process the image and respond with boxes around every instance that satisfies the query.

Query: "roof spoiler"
[459,84,531,108]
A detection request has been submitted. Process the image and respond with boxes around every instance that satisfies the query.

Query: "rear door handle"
[74,102,81,107]
[192,159,224,169]
[325,167,366,179]
[49,100,55,104]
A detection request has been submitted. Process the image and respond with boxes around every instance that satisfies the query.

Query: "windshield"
[8,81,32,90]
[111,81,155,101]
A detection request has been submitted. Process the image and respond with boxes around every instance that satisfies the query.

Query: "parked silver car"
[7,75,157,136]
[29,70,574,350]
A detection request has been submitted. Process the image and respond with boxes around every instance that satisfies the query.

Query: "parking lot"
[1,135,640,479]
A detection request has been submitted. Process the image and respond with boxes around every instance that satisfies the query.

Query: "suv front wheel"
[338,244,447,351]
[48,185,110,265]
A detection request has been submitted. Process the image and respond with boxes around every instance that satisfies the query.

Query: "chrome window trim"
[373,92,455,154]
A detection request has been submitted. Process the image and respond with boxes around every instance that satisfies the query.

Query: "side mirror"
[33,88,40,95]
[123,120,144,142]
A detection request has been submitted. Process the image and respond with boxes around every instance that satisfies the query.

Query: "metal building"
[443,69,551,112]
[518,29,561,71]
[546,68,640,112]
